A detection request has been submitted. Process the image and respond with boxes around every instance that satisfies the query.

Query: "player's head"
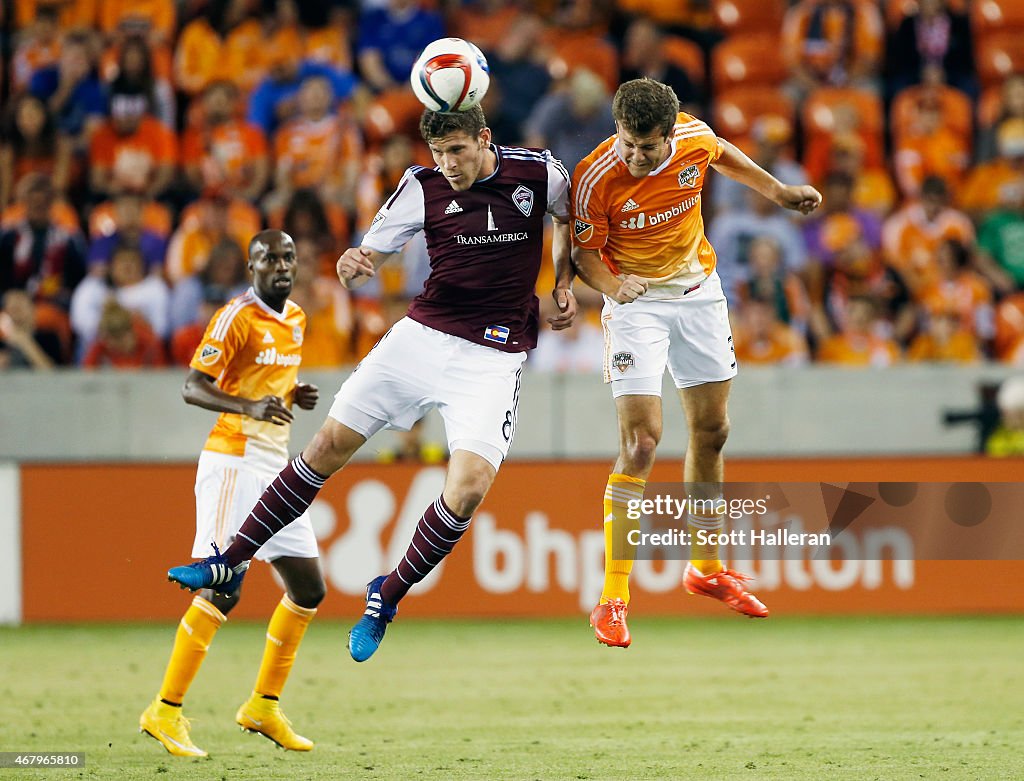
[612,79,679,179]
[420,107,494,192]
[248,229,297,309]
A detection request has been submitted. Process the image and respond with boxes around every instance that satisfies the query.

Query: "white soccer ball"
[410,38,490,113]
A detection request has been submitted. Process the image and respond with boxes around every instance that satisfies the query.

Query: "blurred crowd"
[2,0,1024,373]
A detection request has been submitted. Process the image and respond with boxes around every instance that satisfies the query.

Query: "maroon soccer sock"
[224,455,327,568]
[380,496,471,605]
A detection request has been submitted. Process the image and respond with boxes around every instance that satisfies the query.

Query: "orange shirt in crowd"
[174,18,229,95]
[817,333,900,366]
[906,329,980,363]
[918,272,992,333]
[165,199,258,282]
[89,116,178,192]
[960,159,1024,215]
[881,204,975,295]
[88,198,172,239]
[97,0,176,42]
[15,0,97,30]
[273,114,359,191]
[181,120,268,193]
[191,289,305,460]
[894,128,970,200]
[733,323,809,366]
[572,112,722,285]
[83,319,167,368]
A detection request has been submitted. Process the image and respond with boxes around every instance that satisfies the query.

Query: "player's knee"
[446,474,491,517]
[693,418,730,454]
[622,430,659,472]
[304,423,359,475]
[289,577,326,609]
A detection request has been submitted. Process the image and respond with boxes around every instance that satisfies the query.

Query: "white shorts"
[601,271,737,397]
[192,450,319,561]
[328,317,527,471]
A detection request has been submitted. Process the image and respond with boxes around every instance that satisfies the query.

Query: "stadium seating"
[712,86,795,150]
[890,84,973,147]
[711,0,786,36]
[976,32,1024,89]
[711,33,787,92]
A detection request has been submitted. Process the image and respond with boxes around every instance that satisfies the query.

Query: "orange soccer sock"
[601,473,646,604]
[687,508,725,575]
[253,595,317,700]
[158,596,226,705]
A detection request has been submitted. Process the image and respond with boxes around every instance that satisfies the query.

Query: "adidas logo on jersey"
[255,347,302,367]
[621,198,640,212]
[444,200,463,214]
[262,331,275,344]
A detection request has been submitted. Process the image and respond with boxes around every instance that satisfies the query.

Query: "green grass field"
[1,616,1022,780]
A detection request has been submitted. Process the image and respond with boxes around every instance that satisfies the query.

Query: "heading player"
[140,230,323,756]
[572,79,821,647]
[165,106,576,662]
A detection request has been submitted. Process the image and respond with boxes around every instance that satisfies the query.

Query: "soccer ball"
[410,38,490,113]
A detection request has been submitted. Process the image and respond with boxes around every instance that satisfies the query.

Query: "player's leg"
[236,555,324,751]
[665,274,767,617]
[166,419,365,592]
[142,456,249,757]
[591,298,670,647]
[348,450,497,662]
[349,332,519,662]
[679,378,732,576]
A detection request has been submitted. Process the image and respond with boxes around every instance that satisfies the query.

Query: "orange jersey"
[273,114,359,191]
[181,120,268,192]
[190,290,306,460]
[572,113,723,287]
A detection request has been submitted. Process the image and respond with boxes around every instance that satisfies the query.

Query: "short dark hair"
[419,106,487,141]
[612,79,679,138]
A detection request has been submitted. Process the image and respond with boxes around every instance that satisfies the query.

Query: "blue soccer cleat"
[348,575,397,662]
[167,543,248,597]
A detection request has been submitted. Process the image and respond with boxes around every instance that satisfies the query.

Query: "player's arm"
[711,139,822,215]
[336,246,391,290]
[548,216,577,330]
[571,245,648,304]
[182,368,293,425]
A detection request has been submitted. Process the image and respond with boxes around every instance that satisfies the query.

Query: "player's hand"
[336,247,376,288]
[247,395,294,425]
[612,274,648,304]
[294,382,319,410]
[778,185,823,215]
[547,287,577,330]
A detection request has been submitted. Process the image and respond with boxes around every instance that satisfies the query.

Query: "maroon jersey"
[361,145,570,352]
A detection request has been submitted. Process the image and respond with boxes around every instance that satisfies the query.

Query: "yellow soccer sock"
[254,595,317,699]
[601,473,646,604]
[688,506,725,575]
[159,596,226,704]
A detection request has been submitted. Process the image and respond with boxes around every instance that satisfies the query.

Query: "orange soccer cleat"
[590,598,631,647]
[684,564,769,618]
